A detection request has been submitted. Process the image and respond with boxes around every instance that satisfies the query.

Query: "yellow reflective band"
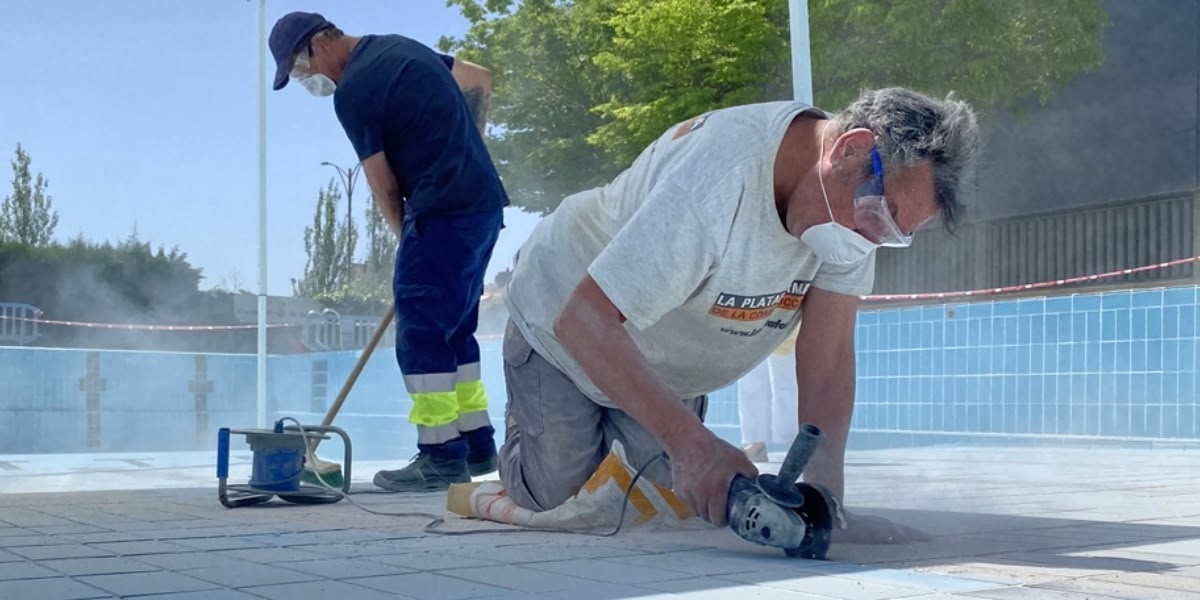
[408,390,460,428]
[456,379,489,414]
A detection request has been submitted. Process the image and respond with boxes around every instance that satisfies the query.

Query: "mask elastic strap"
[816,122,836,223]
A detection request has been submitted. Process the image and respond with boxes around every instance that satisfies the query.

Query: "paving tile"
[29,525,110,536]
[0,561,61,580]
[643,577,853,599]
[1035,577,1200,599]
[77,570,221,596]
[348,571,508,599]
[275,557,411,579]
[0,509,74,527]
[242,579,411,600]
[536,580,671,600]
[0,535,56,547]
[169,536,273,551]
[0,548,21,563]
[8,544,114,561]
[41,556,160,576]
[443,564,592,593]
[526,557,693,584]
[605,548,812,576]
[828,568,1007,594]
[367,551,504,571]
[212,546,329,563]
[0,527,30,537]
[132,551,248,571]
[720,570,932,600]
[1122,539,1200,558]
[57,531,152,544]
[0,577,111,599]
[185,562,325,588]
[1089,571,1200,592]
[130,591,263,600]
[90,540,191,555]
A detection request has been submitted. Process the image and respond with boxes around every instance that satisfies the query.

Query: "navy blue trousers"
[393,208,503,427]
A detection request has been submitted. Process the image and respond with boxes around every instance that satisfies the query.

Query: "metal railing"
[0,303,41,346]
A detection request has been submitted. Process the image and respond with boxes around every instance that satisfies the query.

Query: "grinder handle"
[777,424,823,485]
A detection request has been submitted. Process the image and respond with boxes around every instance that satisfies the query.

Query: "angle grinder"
[725,423,842,559]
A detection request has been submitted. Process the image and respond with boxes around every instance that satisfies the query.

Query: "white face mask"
[300,74,336,97]
[798,123,880,266]
[292,54,336,97]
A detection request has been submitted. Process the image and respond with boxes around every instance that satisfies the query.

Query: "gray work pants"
[498,320,708,511]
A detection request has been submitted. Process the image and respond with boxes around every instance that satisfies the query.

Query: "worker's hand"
[837,510,931,545]
[669,431,758,527]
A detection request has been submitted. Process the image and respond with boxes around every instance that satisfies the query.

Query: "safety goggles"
[851,148,915,248]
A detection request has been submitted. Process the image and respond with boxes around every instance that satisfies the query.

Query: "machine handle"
[217,427,230,480]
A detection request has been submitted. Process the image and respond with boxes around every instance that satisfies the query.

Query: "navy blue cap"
[269,11,332,91]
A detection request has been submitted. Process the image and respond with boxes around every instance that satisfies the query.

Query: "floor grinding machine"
[216,420,352,508]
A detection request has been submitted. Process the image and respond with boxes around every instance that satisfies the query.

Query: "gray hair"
[830,87,980,231]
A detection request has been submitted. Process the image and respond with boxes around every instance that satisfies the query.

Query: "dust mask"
[292,54,335,97]
[300,74,336,97]
[799,124,879,266]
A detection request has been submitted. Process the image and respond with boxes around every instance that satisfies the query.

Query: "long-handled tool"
[300,303,396,488]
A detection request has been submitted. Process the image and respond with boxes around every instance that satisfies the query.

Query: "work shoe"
[373,452,470,492]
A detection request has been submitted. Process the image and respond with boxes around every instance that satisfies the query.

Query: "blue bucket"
[248,446,304,492]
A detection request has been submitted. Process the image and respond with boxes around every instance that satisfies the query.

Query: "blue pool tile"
[1183,307,1198,337]
[1058,314,1074,342]
[858,311,879,325]
[1071,344,1086,372]
[1147,308,1163,340]
[1148,341,1163,371]
[1056,347,1072,372]
[1100,310,1116,341]
[1080,311,1100,341]
[1115,309,1132,340]
[1131,341,1148,372]
[1132,289,1164,308]
[1072,294,1102,311]
[900,307,924,323]
[1018,298,1046,315]
[993,300,1019,317]
[1102,291,1132,309]
[1163,374,1179,404]
[1046,297,1072,313]
[1163,307,1180,339]
[1030,315,1045,343]
[1131,309,1147,340]
[1130,405,1147,437]
[1044,315,1060,344]
[1162,340,1180,371]
[878,309,900,324]
[1163,286,1195,306]
[1179,406,1196,438]
[920,306,944,322]
[1146,405,1164,437]
[1116,373,1133,405]
[967,302,994,319]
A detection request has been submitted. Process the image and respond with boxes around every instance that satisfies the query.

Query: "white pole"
[256,0,269,428]
[788,0,814,105]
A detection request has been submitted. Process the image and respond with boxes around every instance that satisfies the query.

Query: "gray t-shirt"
[504,101,876,408]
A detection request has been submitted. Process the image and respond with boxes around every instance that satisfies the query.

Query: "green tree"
[442,0,1107,211]
[294,179,349,298]
[0,143,59,246]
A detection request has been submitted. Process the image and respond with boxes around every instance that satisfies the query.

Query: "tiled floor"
[2,444,1199,598]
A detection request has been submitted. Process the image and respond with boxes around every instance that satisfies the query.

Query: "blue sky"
[1,0,541,296]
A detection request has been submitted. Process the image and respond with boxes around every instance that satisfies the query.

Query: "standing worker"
[269,12,509,491]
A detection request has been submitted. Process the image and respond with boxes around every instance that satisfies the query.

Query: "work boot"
[373,438,470,492]
[463,425,498,476]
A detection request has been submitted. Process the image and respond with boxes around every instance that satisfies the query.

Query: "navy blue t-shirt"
[333,35,509,219]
